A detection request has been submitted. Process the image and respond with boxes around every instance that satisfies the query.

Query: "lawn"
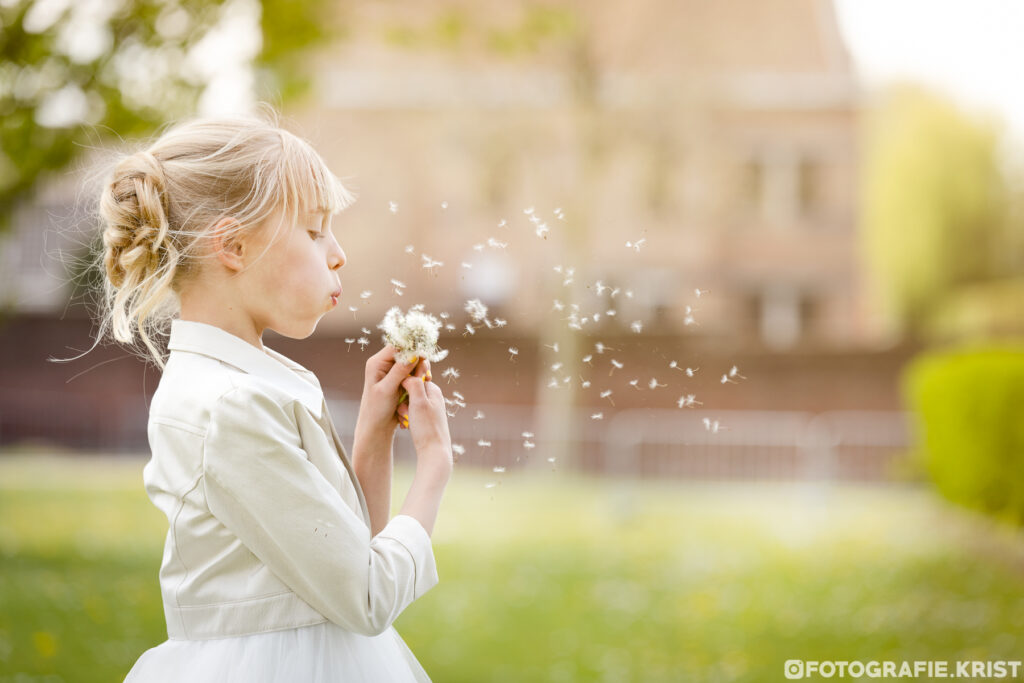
[2,452,1024,682]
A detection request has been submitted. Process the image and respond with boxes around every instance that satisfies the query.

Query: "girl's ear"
[210,216,246,272]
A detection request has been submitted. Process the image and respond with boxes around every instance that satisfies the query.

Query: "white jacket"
[143,318,439,642]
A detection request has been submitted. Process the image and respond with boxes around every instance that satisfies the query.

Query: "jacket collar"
[167,318,325,419]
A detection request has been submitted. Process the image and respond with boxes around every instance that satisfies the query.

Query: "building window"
[740,157,765,217]
[797,157,823,218]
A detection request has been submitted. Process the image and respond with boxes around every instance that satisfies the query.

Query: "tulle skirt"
[123,621,431,682]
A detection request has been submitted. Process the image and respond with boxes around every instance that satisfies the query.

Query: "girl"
[96,111,453,682]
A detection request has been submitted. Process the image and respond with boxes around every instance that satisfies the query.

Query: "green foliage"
[904,344,1024,523]
[862,86,1015,339]
[5,456,1024,681]
[0,0,341,233]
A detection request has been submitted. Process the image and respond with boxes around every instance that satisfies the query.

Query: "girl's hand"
[357,345,431,435]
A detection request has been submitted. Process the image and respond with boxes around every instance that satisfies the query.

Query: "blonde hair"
[90,109,356,370]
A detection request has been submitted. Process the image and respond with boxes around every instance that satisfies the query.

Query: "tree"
[0,0,341,233]
[861,85,1015,341]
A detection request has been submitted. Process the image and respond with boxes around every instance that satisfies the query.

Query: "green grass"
[3,453,1024,682]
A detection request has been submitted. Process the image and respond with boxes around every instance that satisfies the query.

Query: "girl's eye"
[309,230,324,240]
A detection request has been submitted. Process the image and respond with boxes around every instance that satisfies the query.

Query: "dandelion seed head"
[360,290,373,299]
[630,320,643,334]
[524,440,536,450]
[389,201,399,213]
[377,306,449,364]
[452,444,466,455]
[591,412,603,420]
[493,466,506,473]
[478,439,491,447]
[404,245,415,254]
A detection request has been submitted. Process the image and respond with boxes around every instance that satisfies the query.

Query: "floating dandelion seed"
[445,324,456,331]
[677,394,702,408]
[498,219,507,228]
[357,337,370,350]
[609,359,623,375]
[487,237,507,249]
[522,431,534,438]
[551,362,563,372]
[465,298,489,324]
[625,237,647,252]
[347,305,358,313]
[473,410,485,420]
[493,466,506,473]
[484,482,497,489]
[729,365,747,380]
[508,346,519,361]
[461,262,473,269]
[552,299,565,312]
[404,245,415,254]
[581,379,591,388]
[524,206,535,215]
[441,201,448,209]
[695,288,708,297]
[591,412,604,420]
[594,342,614,354]
[721,374,736,384]
[441,367,460,383]
[452,444,465,456]
[344,337,355,350]
[361,327,371,336]
[670,361,682,371]
[494,318,508,328]
[599,389,615,406]
[422,254,444,272]
[464,324,476,336]
[629,379,640,389]
[649,377,666,390]
[472,243,485,252]
[545,342,559,353]
[686,367,699,377]
[377,306,449,365]
[562,376,571,385]
[630,321,643,334]
[360,290,372,300]
[625,290,635,299]
[684,313,697,326]
[524,440,536,450]
[610,287,621,298]
[389,201,398,213]
[547,377,559,389]
[390,278,406,288]
[535,223,549,239]
[547,457,556,463]
[702,418,723,433]
[478,439,491,448]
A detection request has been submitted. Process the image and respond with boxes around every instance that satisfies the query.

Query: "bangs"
[276,131,357,220]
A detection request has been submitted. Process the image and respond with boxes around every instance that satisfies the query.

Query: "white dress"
[123,621,431,682]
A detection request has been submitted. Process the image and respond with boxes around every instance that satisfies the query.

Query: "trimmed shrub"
[903,343,1024,523]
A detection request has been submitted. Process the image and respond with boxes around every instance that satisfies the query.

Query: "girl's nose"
[329,234,346,270]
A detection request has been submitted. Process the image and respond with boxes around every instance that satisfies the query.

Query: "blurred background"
[2,0,1024,681]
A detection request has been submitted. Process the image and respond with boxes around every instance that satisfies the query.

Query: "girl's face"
[242,206,346,339]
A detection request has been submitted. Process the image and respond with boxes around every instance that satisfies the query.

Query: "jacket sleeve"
[201,384,439,637]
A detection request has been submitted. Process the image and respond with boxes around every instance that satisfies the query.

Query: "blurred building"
[1,0,916,463]
[285,0,866,352]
